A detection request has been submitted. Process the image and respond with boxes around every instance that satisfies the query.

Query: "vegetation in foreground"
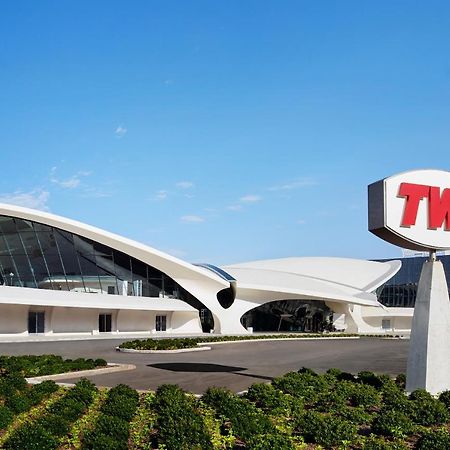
[1,356,450,449]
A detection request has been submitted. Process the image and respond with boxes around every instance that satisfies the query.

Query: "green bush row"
[202,386,295,449]
[149,384,213,449]
[4,378,97,450]
[0,355,107,377]
[82,383,139,450]
[0,372,59,430]
[118,333,367,350]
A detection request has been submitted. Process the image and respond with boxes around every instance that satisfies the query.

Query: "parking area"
[0,337,409,394]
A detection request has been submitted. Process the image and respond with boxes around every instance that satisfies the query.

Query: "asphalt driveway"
[0,337,409,394]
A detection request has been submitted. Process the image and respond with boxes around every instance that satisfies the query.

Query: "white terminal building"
[0,203,420,338]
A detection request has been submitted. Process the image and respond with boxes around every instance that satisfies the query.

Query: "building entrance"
[99,314,112,332]
[28,311,45,334]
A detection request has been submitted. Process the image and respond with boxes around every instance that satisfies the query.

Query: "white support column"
[406,256,450,394]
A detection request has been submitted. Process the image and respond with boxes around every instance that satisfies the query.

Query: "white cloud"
[50,168,92,189]
[0,189,50,211]
[176,181,194,189]
[115,124,127,138]
[240,194,262,203]
[154,190,168,200]
[227,204,243,211]
[297,219,306,225]
[268,178,317,191]
[181,215,205,223]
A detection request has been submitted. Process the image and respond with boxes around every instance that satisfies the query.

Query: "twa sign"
[368,170,450,251]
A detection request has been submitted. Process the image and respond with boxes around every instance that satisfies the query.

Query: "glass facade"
[0,215,195,304]
[376,255,450,308]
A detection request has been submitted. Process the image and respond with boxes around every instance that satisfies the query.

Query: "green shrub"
[0,405,13,429]
[94,358,107,367]
[358,371,384,389]
[153,384,213,450]
[4,422,58,450]
[246,432,295,449]
[415,428,450,450]
[29,380,59,404]
[81,432,129,450]
[409,397,449,426]
[203,387,274,442]
[0,373,27,394]
[372,409,413,438]
[94,414,130,441]
[395,374,406,389]
[5,393,32,413]
[294,410,357,447]
[245,383,294,414]
[0,354,106,377]
[362,435,408,449]
[438,390,450,410]
[49,396,85,422]
[409,389,433,402]
[101,383,139,422]
[272,371,330,404]
[36,414,71,437]
[350,383,381,408]
[335,405,373,425]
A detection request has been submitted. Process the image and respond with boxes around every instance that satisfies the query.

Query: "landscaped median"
[116,333,365,352]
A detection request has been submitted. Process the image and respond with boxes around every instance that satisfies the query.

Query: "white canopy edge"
[0,286,196,312]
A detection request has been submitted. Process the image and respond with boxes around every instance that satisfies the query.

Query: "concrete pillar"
[406,259,450,395]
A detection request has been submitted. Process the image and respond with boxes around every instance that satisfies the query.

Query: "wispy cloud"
[0,189,50,211]
[181,215,205,223]
[227,204,243,211]
[240,194,262,203]
[297,219,306,225]
[268,178,317,191]
[154,190,168,200]
[81,187,112,198]
[50,167,92,189]
[176,181,194,189]
[115,124,127,138]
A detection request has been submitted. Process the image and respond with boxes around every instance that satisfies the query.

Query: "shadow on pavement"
[148,362,273,381]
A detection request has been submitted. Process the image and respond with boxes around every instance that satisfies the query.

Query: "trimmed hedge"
[0,355,107,377]
[151,384,213,449]
[4,378,97,450]
[82,384,139,450]
[118,333,366,350]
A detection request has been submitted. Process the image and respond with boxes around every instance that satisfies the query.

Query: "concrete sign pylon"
[368,170,450,395]
[405,256,450,394]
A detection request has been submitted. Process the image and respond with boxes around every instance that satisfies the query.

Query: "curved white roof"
[0,203,228,290]
[223,257,401,307]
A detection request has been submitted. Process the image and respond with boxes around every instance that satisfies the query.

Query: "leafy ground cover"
[0,355,107,377]
[118,334,368,350]
[1,356,450,449]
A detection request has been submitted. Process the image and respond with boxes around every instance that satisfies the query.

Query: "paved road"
[0,338,409,394]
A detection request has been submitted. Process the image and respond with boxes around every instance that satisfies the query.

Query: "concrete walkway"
[0,337,409,394]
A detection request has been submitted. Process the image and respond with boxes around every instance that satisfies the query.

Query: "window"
[107,285,115,295]
[156,315,167,332]
[382,319,391,330]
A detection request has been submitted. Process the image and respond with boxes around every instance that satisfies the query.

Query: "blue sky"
[1,1,450,264]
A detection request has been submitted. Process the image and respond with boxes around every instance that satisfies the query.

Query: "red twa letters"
[398,183,450,230]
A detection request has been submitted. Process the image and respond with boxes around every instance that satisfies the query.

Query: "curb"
[25,363,136,383]
[116,346,212,354]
